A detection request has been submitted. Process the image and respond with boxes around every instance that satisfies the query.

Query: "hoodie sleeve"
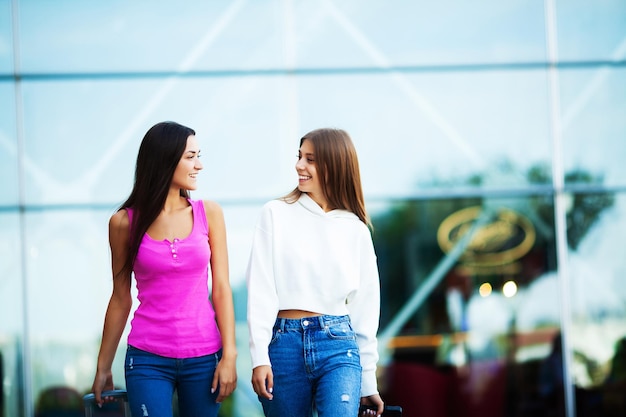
[246,203,280,369]
[346,226,381,397]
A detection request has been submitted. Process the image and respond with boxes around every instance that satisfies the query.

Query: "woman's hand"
[360,394,384,416]
[91,369,114,407]
[212,354,237,403]
[251,365,274,400]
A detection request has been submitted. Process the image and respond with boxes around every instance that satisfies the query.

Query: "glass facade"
[1,1,625,416]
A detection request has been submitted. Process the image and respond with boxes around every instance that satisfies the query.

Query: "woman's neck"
[307,192,332,212]
[162,192,187,213]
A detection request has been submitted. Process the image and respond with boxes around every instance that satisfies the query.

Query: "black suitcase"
[82,389,130,417]
[359,404,403,416]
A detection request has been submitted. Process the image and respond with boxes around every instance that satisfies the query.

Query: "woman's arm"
[246,203,279,400]
[205,200,238,402]
[91,210,133,406]
[347,228,382,398]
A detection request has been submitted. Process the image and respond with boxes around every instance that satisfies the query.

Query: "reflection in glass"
[298,69,552,196]
[0,82,18,206]
[19,77,290,205]
[567,193,626,417]
[0,213,24,417]
[372,189,621,416]
[18,1,285,73]
[556,0,626,62]
[560,68,626,188]
[372,195,559,416]
[4,1,626,416]
[0,1,13,74]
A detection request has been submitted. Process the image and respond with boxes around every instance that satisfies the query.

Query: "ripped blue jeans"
[124,345,221,417]
[260,315,362,417]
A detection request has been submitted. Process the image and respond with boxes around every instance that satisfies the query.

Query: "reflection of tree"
[372,164,615,331]
[372,197,480,331]
[603,337,626,416]
[528,165,615,250]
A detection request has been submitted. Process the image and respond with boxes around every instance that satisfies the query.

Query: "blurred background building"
[1,1,626,416]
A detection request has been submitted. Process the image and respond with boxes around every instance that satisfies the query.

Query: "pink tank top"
[126,199,222,358]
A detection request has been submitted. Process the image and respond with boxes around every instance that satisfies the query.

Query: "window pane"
[0,82,18,206]
[18,1,285,73]
[0,1,12,74]
[20,68,558,206]
[556,0,626,62]
[24,209,126,410]
[566,192,626,416]
[373,195,564,417]
[7,1,626,416]
[0,212,24,417]
[17,0,549,74]
[222,204,271,416]
[294,0,547,68]
[560,68,626,187]
[20,76,292,205]
[297,70,552,195]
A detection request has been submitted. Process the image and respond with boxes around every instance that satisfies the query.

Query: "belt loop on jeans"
[278,317,286,332]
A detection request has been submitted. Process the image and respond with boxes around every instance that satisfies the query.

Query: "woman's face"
[172,135,203,191]
[296,139,327,208]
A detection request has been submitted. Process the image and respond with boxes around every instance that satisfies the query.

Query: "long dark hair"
[118,121,196,278]
[283,128,370,227]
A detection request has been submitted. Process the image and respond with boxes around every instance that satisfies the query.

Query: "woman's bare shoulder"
[202,200,224,217]
[109,209,130,231]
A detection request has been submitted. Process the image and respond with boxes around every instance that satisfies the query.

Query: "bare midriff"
[277,309,323,319]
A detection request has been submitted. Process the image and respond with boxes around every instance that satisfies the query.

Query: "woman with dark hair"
[246,128,385,416]
[91,121,237,417]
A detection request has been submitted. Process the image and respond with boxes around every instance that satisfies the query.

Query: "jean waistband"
[274,314,350,331]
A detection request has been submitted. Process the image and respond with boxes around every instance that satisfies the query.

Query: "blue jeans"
[124,345,221,417]
[260,315,362,417]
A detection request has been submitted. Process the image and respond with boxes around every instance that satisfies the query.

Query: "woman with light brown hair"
[246,128,385,416]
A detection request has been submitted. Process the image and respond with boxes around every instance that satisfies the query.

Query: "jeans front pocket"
[324,320,356,340]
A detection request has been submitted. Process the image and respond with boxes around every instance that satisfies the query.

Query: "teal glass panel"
[560,68,626,187]
[24,209,123,413]
[565,192,626,416]
[0,212,24,417]
[18,0,285,73]
[293,0,547,68]
[0,82,18,206]
[373,195,564,416]
[20,76,289,205]
[297,69,552,196]
[16,1,548,73]
[0,0,12,74]
[556,0,626,62]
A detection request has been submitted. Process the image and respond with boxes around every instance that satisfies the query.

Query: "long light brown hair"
[283,128,371,227]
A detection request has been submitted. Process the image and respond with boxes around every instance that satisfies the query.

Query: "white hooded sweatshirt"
[246,192,381,396]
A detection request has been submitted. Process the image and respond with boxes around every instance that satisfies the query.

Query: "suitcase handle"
[83,389,129,417]
[83,389,127,402]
